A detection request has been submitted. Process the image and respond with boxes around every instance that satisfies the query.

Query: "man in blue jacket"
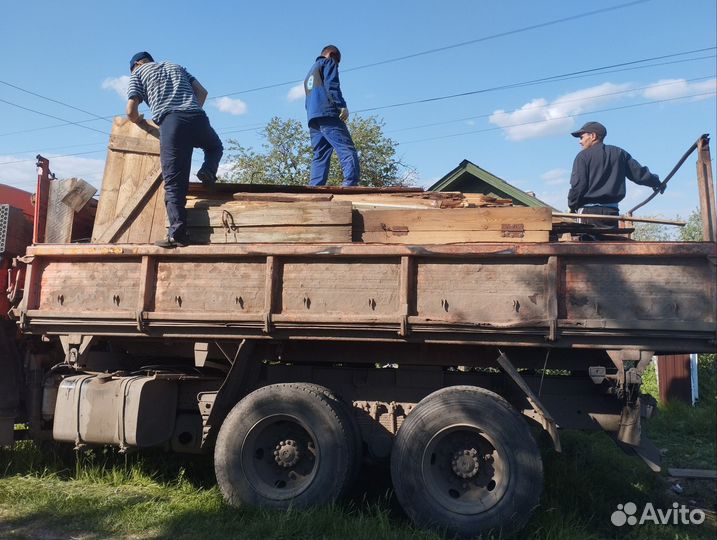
[304,45,360,186]
[568,121,661,228]
[126,51,223,248]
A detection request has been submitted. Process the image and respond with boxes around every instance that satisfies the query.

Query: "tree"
[631,208,703,241]
[223,115,416,187]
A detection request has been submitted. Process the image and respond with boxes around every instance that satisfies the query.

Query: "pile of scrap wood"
[90,116,553,244]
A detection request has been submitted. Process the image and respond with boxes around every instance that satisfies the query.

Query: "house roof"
[428,159,553,208]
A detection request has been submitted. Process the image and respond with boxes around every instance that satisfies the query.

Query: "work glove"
[653,183,666,194]
[339,108,349,122]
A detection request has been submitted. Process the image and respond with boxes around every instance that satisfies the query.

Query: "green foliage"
[223,115,416,187]
[631,209,705,242]
[679,209,705,241]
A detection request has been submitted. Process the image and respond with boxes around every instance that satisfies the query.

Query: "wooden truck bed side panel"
[17,242,717,352]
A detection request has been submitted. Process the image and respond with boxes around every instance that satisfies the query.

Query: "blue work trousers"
[309,117,360,186]
[159,110,223,239]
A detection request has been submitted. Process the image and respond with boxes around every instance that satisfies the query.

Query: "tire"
[295,383,363,491]
[390,385,543,538]
[214,383,353,509]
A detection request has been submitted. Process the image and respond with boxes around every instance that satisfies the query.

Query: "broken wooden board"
[45,178,96,243]
[354,207,552,243]
[92,117,167,244]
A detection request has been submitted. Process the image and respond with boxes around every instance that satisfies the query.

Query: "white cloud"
[287,84,305,102]
[642,78,716,101]
[213,97,248,116]
[101,76,130,99]
[489,82,632,141]
[0,154,106,192]
[540,168,569,186]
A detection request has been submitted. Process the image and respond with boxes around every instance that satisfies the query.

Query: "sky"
[0,0,715,218]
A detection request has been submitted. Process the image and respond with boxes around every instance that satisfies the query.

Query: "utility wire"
[0,79,113,123]
[214,0,653,98]
[398,91,717,145]
[0,115,116,138]
[3,76,714,164]
[1,46,711,144]
[388,75,716,133]
[355,47,716,113]
[0,97,110,136]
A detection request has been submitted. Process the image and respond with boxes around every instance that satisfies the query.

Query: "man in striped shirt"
[126,51,223,248]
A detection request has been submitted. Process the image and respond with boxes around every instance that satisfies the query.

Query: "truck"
[1,124,716,538]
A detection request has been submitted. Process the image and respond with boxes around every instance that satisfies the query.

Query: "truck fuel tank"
[53,374,177,449]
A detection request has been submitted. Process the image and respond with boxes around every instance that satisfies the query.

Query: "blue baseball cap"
[129,51,154,72]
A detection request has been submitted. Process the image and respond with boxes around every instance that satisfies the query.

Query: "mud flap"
[0,321,21,445]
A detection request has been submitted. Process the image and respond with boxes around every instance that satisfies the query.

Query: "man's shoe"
[197,168,217,185]
[154,235,189,248]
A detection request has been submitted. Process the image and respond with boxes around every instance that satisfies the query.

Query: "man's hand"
[339,108,349,122]
[653,183,666,194]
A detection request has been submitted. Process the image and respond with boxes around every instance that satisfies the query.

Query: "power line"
[0,149,105,167]
[0,115,116,138]
[0,79,112,123]
[398,91,717,145]
[214,0,653,98]
[355,47,716,113]
[4,76,714,165]
[0,97,110,136]
[388,75,716,134]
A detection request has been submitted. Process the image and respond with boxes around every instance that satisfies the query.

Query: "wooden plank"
[189,225,352,244]
[45,179,76,244]
[696,137,717,242]
[60,178,96,212]
[186,200,353,227]
[668,468,717,479]
[360,230,549,243]
[95,165,163,243]
[358,207,552,232]
[109,134,161,155]
[126,153,162,243]
[147,182,168,243]
[92,148,125,241]
[233,193,334,203]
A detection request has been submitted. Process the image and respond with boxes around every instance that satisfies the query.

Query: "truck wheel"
[214,383,353,509]
[296,383,362,492]
[390,386,543,538]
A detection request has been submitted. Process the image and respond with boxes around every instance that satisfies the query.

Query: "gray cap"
[571,121,607,138]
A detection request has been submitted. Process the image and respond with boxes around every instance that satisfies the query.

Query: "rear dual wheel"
[214,383,359,508]
[390,386,543,538]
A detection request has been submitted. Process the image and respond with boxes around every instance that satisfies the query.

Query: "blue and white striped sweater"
[127,61,201,124]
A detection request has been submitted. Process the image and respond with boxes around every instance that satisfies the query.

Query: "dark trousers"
[308,117,360,186]
[578,206,620,229]
[159,111,223,239]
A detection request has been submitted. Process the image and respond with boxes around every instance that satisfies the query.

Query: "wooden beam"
[109,134,161,155]
[94,165,163,243]
[553,212,685,226]
[696,137,717,242]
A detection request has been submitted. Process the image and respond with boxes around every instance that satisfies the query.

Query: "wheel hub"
[274,439,300,467]
[451,448,480,479]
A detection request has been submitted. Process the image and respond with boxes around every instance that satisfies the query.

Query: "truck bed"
[15,240,717,353]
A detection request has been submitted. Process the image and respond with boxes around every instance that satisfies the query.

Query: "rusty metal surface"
[16,241,717,353]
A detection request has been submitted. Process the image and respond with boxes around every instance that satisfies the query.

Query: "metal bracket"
[496,349,561,452]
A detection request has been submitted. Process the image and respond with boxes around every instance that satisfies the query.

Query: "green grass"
[1,357,714,539]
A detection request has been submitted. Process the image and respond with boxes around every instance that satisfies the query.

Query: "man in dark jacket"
[304,45,360,186]
[126,51,223,248]
[568,121,661,228]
